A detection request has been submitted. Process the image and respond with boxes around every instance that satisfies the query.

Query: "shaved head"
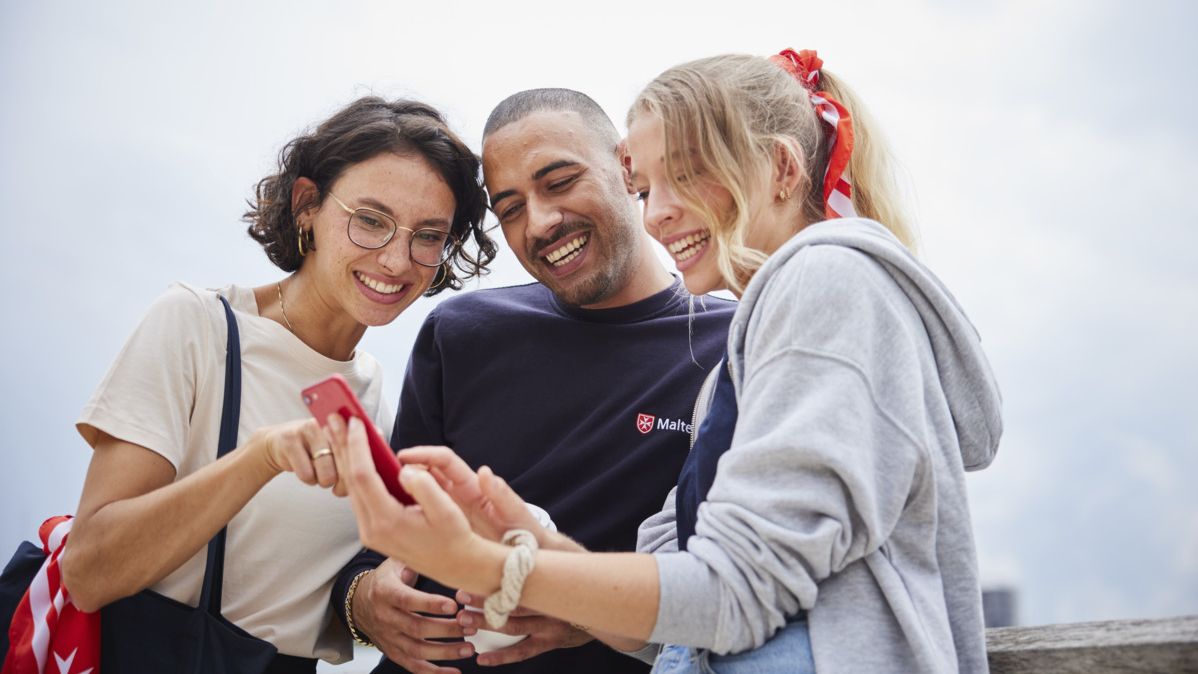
[483,88,620,152]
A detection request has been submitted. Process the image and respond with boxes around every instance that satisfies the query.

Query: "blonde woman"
[329,51,1002,673]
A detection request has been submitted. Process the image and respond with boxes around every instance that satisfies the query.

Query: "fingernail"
[442,601,456,613]
[459,645,474,658]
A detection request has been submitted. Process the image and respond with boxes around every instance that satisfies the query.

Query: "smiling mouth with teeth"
[667,232,711,261]
[355,271,407,295]
[543,234,588,267]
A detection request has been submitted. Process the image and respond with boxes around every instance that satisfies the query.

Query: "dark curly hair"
[244,96,496,296]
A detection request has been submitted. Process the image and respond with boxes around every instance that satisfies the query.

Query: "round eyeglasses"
[328,192,458,267]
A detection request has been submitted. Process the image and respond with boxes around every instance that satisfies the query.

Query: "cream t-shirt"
[77,282,393,662]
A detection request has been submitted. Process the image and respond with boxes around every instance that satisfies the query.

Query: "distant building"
[983,587,1018,627]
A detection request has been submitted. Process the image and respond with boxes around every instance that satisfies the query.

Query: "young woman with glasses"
[328,51,1001,674]
[61,96,495,672]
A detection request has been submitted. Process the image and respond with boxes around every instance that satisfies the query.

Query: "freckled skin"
[280,152,455,359]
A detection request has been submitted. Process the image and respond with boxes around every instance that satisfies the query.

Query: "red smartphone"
[301,374,414,505]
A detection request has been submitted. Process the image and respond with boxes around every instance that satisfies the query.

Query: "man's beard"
[532,219,639,307]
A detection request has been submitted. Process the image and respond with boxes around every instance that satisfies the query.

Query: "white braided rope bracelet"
[483,529,539,629]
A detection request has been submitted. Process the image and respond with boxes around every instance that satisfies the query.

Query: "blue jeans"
[650,619,814,674]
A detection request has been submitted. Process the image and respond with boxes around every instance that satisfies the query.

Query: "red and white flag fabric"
[3,516,100,674]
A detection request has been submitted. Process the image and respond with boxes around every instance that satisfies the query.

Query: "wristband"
[483,529,539,629]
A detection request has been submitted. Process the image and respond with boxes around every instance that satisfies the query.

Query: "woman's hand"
[394,447,547,545]
[327,414,494,586]
[65,420,345,612]
[249,418,341,491]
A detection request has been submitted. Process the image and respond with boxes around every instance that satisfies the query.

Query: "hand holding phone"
[301,374,414,504]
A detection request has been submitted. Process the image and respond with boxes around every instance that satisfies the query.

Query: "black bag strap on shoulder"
[198,294,241,618]
[97,293,301,673]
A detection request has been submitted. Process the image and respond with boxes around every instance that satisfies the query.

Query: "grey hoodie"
[636,218,1002,672]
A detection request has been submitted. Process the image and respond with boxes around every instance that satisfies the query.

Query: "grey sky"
[2,0,1195,641]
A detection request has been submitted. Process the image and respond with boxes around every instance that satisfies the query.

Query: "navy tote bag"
[98,294,285,673]
[1,295,315,673]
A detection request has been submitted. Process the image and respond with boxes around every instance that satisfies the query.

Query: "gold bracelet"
[344,569,375,648]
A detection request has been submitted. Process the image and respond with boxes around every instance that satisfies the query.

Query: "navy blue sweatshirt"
[334,280,734,674]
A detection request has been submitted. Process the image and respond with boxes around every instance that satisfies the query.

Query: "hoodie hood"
[744,218,1002,470]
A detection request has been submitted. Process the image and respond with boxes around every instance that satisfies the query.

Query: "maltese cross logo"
[636,413,656,435]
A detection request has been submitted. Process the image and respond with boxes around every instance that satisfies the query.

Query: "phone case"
[301,374,414,504]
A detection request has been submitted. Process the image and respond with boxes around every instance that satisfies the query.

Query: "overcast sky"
[2,0,1195,641]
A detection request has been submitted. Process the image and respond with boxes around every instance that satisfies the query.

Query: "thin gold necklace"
[276,281,295,333]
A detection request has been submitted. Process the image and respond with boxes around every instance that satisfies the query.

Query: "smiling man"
[483,106,663,309]
[333,89,734,674]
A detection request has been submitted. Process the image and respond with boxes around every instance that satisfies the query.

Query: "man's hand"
[455,591,593,667]
[354,559,477,674]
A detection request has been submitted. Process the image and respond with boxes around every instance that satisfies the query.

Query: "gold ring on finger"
[311,448,333,460]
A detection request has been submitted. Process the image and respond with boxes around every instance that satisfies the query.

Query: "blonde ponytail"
[817,71,916,249]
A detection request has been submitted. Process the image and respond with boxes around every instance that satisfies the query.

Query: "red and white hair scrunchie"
[768,48,858,220]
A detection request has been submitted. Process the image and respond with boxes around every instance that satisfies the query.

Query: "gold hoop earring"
[430,265,448,289]
[296,227,315,257]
